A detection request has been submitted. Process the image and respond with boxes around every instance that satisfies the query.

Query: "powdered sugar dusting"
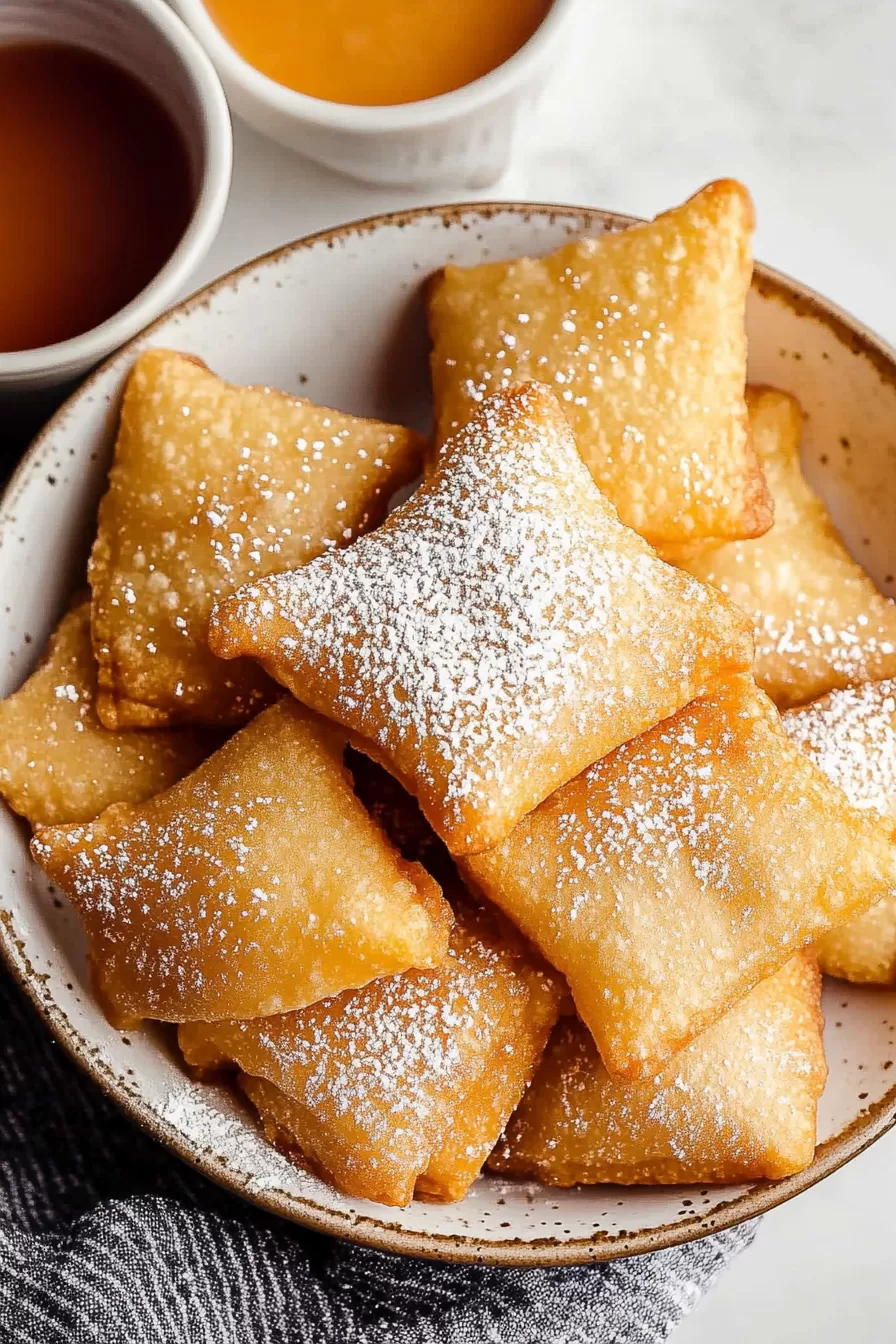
[30,701,448,1023]
[160,1080,300,1192]
[555,716,741,915]
[466,674,896,1076]
[427,183,760,543]
[32,777,298,1011]
[90,349,423,724]
[492,955,824,1183]
[215,384,746,840]
[674,386,896,709]
[757,613,895,683]
[180,921,558,1193]
[0,602,211,826]
[783,679,896,821]
[246,942,507,1138]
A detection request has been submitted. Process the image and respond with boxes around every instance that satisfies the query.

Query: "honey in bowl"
[204,0,554,106]
[0,44,195,354]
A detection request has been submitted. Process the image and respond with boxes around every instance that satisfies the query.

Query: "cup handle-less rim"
[171,0,580,134]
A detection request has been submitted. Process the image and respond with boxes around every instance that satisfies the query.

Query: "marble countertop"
[186,1,896,1337]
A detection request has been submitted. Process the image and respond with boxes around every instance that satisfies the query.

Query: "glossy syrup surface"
[0,44,195,353]
[204,0,553,106]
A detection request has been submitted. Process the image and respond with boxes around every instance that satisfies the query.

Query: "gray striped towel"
[0,970,755,1343]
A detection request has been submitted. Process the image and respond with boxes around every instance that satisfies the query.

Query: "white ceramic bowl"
[0,0,232,397]
[3,203,896,1266]
[171,0,577,188]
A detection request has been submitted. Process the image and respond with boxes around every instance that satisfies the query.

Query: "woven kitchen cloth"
[0,970,756,1344]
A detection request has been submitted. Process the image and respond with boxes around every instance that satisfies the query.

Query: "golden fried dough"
[427,180,769,547]
[89,350,424,729]
[31,699,451,1027]
[179,907,562,1206]
[784,680,896,983]
[463,673,895,1079]
[210,383,753,856]
[489,954,825,1185]
[0,603,213,827]
[663,387,896,708]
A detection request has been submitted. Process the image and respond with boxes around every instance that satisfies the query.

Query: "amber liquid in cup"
[0,44,195,354]
[203,0,554,106]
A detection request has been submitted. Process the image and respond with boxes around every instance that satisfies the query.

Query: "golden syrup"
[205,0,553,106]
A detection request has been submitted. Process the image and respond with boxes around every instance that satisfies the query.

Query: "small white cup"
[172,0,578,189]
[0,0,233,399]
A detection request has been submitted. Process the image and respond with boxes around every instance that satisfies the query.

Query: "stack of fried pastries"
[12,179,896,1210]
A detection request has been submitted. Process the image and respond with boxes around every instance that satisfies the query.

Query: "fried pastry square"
[489,953,825,1185]
[427,180,770,547]
[178,906,562,1206]
[664,386,896,708]
[31,699,451,1027]
[89,349,424,729]
[463,673,896,1079]
[0,602,213,827]
[784,680,896,983]
[209,383,753,855]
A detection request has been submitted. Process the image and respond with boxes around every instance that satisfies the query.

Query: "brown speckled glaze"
[2,203,896,1266]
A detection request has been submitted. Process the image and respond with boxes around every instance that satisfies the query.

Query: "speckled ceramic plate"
[3,204,896,1266]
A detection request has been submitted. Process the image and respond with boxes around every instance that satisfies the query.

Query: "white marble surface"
[191,1,896,1337]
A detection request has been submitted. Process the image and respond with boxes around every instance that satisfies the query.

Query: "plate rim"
[4,199,896,1267]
